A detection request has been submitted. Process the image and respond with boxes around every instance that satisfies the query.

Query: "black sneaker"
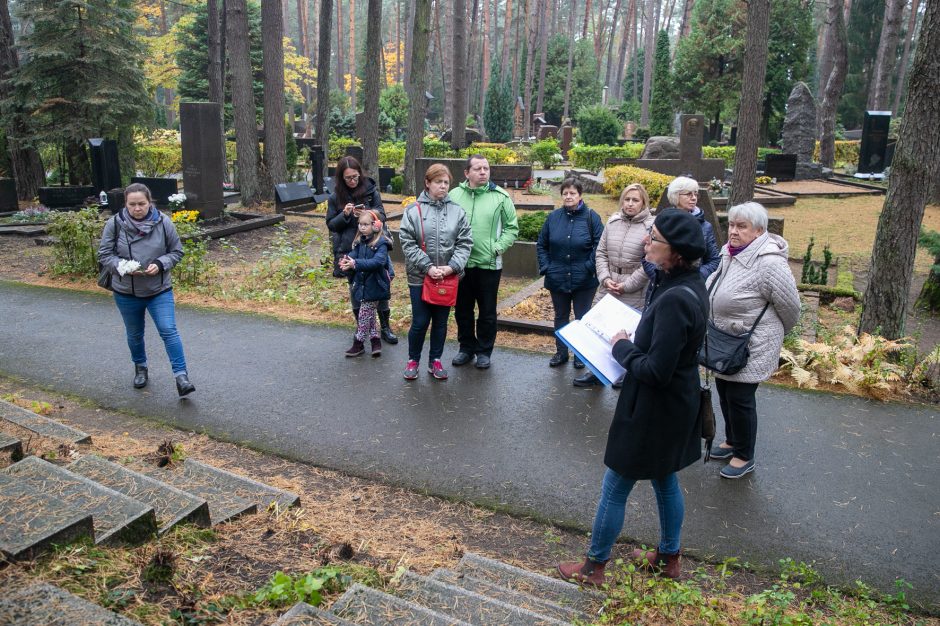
[475,354,491,369]
[573,356,586,369]
[549,352,569,367]
[709,445,734,461]
[452,352,474,367]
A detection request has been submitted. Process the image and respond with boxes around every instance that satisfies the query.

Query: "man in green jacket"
[449,155,519,369]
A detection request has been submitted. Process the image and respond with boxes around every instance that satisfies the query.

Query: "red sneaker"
[428,360,448,380]
[403,360,419,380]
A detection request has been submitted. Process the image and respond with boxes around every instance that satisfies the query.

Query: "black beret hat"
[653,208,706,261]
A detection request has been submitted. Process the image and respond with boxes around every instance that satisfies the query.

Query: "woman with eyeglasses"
[558,209,708,585]
[327,155,398,344]
[663,176,720,278]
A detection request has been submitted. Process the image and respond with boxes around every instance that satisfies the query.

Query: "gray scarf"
[122,207,159,236]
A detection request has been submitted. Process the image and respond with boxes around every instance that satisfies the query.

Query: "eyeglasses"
[646,226,667,244]
[679,191,699,197]
[343,174,360,182]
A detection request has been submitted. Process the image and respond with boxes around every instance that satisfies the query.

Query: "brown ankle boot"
[631,548,681,579]
[345,339,365,357]
[557,558,608,587]
[370,337,382,357]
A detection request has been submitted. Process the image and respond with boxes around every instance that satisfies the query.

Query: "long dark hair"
[334,156,368,207]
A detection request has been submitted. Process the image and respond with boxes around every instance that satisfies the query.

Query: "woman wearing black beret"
[558,208,708,585]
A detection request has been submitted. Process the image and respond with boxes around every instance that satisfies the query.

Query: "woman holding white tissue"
[97,183,194,397]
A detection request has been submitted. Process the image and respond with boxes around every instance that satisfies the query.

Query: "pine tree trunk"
[892,0,920,114]
[439,0,451,128]
[349,0,356,111]
[678,0,693,38]
[315,0,333,179]
[481,0,491,119]
[208,0,224,105]
[640,0,657,126]
[868,0,905,110]
[336,0,345,90]
[262,0,286,190]
[467,0,481,116]
[729,0,770,206]
[613,0,636,101]
[562,0,579,121]
[296,0,310,111]
[404,0,415,84]
[818,0,847,169]
[522,0,538,137]
[859,0,940,339]
[451,0,468,149]
[404,0,431,194]
[228,0,262,205]
[0,0,44,199]
[395,0,401,83]
[361,0,382,180]
[501,0,513,80]
[604,0,624,95]
[582,0,592,37]
[535,0,549,113]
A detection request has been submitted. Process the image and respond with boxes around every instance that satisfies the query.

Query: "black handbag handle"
[705,267,770,338]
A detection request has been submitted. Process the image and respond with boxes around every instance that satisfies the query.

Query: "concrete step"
[394,571,570,626]
[0,398,91,444]
[134,463,257,525]
[2,456,156,545]
[330,583,471,626]
[0,473,94,560]
[454,552,604,615]
[182,459,300,511]
[274,601,358,625]
[0,582,144,625]
[430,568,588,623]
[68,455,210,535]
[0,431,23,461]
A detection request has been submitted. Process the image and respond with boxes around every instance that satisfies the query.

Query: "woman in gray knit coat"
[705,202,800,479]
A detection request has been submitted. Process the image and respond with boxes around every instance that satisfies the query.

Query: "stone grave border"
[185,211,284,241]
[495,276,553,335]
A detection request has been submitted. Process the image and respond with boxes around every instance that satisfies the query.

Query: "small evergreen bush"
[576,105,621,146]
[602,165,673,204]
[517,211,548,242]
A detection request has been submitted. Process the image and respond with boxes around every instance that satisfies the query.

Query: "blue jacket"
[349,234,392,302]
[536,202,604,293]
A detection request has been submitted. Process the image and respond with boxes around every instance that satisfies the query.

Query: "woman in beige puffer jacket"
[595,184,655,310]
[705,202,801,479]
[574,184,655,388]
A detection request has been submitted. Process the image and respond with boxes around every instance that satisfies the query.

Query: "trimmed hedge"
[602,165,673,204]
[569,144,644,172]
[135,144,183,177]
[812,140,860,165]
[702,146,782,168]
[378,141,406,168]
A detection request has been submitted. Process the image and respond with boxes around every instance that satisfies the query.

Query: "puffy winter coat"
[537,202,604,293]
[399,191,474,287]
[448,181,519,270]
[692,207,721,278]
[97,208,183,298]
[706,231,801,383]
[348,234,392,302]
[605,267,708,479]
[595,208,654,309]
[326,178,386,255]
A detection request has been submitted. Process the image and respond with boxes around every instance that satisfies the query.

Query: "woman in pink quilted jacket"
[574,183,655,388]
[705,202,801,479]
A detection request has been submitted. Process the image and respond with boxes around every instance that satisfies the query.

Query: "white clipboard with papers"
[555,294,642,386]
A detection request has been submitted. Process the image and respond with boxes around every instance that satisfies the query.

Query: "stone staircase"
[274,552,605,626]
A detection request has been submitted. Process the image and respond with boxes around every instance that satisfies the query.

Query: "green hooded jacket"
[449,181,519,270]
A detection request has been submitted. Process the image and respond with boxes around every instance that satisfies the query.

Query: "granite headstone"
[858,111,891,175]
[88,138,122,194]
[180,102,225,219]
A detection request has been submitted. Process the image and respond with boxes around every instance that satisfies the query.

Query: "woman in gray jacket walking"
[706,202,800,478]
[97,183,195,396]
[398,164,473,381]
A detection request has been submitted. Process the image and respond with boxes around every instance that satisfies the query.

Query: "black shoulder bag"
[698,270,769,376]
[676,285,716,462]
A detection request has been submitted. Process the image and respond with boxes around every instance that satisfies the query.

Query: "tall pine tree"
[649,30,673,136]
[484,63,514,142]
[7,0,150,183]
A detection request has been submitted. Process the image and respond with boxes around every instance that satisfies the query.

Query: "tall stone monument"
[779,82,822,179]
[180,102,224,219]
[635,114,724,182]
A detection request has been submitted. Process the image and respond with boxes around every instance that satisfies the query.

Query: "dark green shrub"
[47,207,106,276]
[389,175,404,194]
[576,105,621,146]
[801,237,832,285]
[518,211,548,242]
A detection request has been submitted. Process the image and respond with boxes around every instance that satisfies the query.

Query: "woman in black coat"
[536,178,603,371]
[558,209,708,586]
[326,155,398,344]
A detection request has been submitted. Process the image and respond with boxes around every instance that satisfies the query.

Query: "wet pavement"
[0,280,937,610]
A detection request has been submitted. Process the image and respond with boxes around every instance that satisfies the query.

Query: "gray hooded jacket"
[97,209,184,297]
[399,191,473,286]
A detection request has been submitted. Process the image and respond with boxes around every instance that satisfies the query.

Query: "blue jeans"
[587,468,684,562]
[113,289,188,375]
[408,285,451,363]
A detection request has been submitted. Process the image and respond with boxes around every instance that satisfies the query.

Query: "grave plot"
[0,398,91,444]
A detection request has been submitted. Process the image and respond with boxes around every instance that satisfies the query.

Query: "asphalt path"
[0,280,937,610]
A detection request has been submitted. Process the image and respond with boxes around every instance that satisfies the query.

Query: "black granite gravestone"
[379,167,396,191]
[88,139,121,194]
[38,186,95,208]
[729,126,738,146]
[858,111,891,174]
[274,182,315,212]
[765,154,798,182]
[180,102,225,218]
[131,177,178,207]
[344,144,364,164]
[0,178,17,212]
[309,145,326,195]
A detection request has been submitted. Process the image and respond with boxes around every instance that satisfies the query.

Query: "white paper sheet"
[555,295,642,385]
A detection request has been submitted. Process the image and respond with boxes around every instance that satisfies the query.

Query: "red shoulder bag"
[416,202,459,306]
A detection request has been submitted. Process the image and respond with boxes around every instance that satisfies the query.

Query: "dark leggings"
[715,378,760,461]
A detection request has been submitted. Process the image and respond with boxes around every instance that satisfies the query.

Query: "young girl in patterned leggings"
[339,211,393,357]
